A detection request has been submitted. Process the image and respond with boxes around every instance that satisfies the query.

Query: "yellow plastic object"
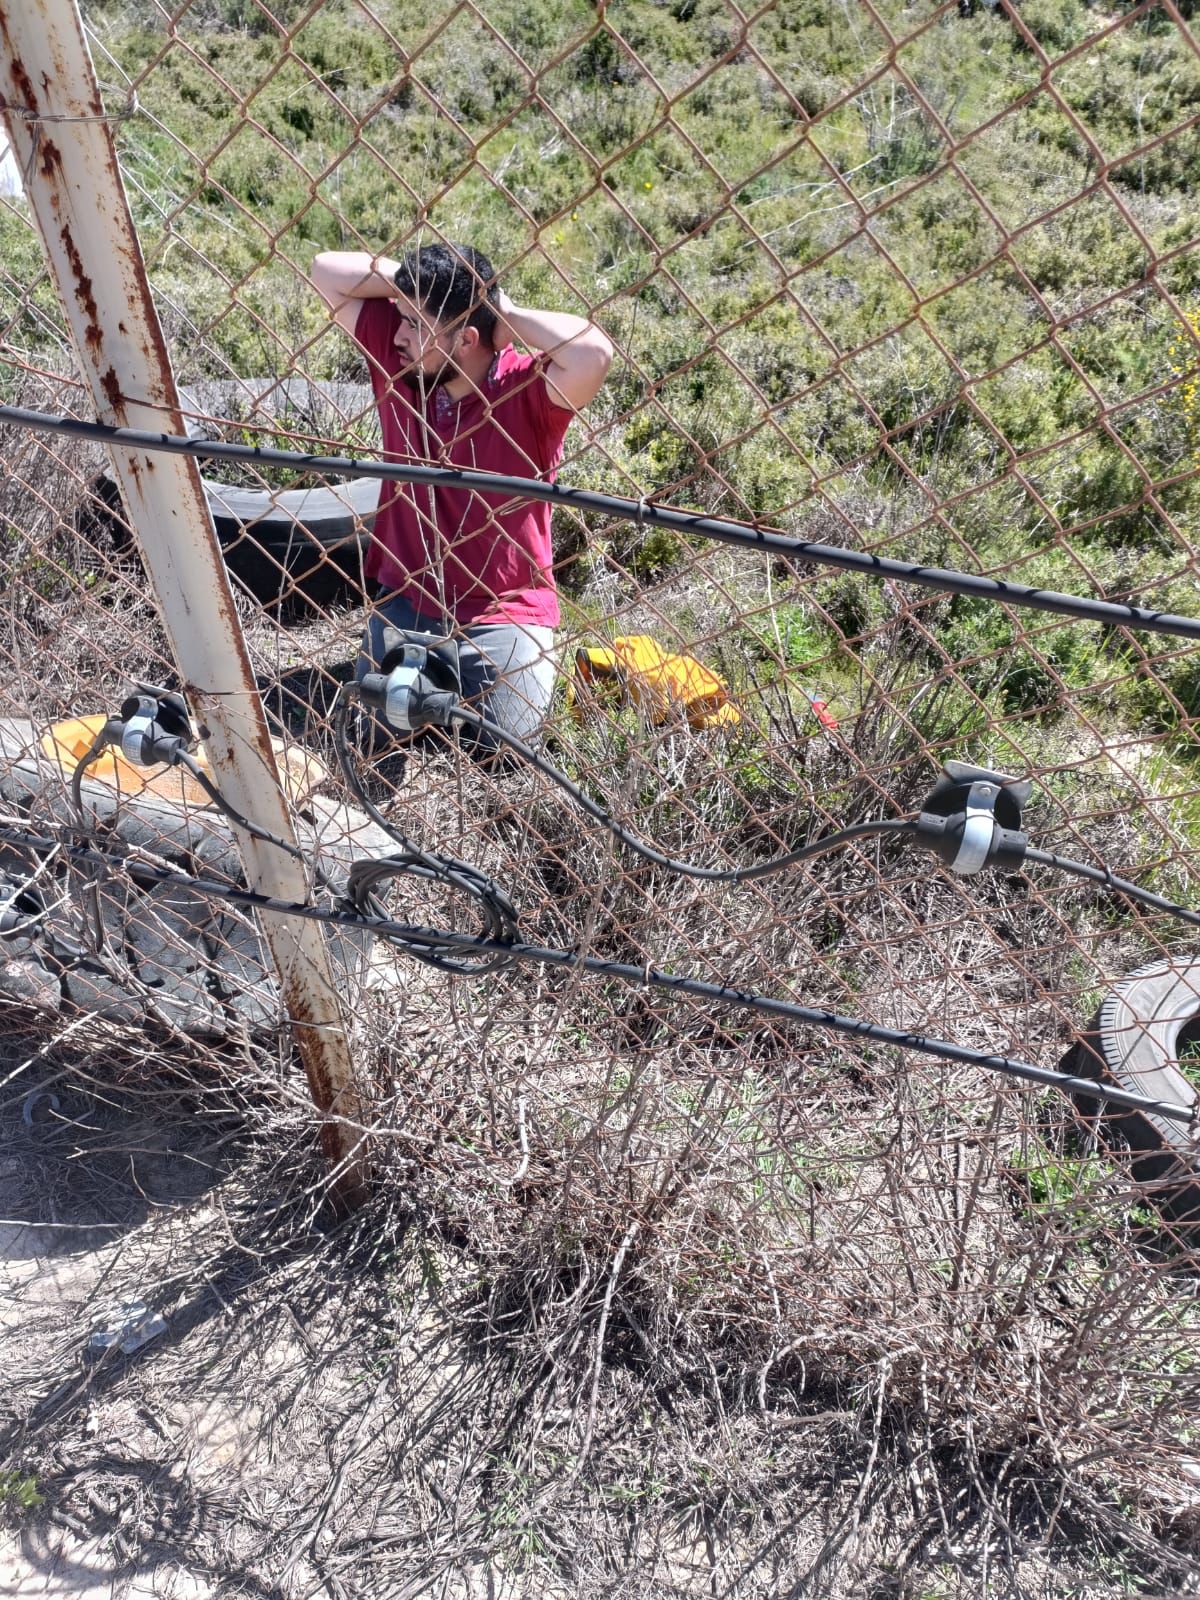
[569,636,741,730]
[42,715,330,809]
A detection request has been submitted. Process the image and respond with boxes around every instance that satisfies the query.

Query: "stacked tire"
[87,380,380,613]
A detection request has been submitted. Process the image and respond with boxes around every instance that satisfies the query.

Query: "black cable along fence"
[2,2,1200,1596]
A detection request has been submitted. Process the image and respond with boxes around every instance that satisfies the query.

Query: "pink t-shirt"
[354,298,574,627]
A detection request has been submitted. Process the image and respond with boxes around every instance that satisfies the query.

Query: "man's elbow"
[550,328,614,410]
[591,327,615,374]
[309,252,342,308]
[582,329,614,391]
[570,339,613,410]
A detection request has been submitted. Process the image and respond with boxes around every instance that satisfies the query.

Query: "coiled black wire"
[341,853,519,976]
[331,691,520,974]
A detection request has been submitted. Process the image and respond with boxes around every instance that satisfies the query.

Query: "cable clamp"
[953,782,997,876]
[116,689,193,766]
[384,664,425,733]
[357,629,463,732]
[119,708,158,766]
[913,760,1031,877]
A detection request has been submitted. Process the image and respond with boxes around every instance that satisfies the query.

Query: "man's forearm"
[310,251,400,314]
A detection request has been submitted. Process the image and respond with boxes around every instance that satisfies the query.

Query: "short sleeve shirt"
[354,297,575,628]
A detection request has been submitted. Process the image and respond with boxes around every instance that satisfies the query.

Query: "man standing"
[309,241,613,744]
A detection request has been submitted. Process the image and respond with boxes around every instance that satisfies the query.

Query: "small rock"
[0,956,61,1014]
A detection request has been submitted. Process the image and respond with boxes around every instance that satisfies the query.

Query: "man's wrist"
[493,291,519,344]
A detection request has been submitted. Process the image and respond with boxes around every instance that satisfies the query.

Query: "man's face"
[391,292,463,382]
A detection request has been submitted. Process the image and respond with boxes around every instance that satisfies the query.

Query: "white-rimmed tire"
[84,380,380,611]
[1067,956,1200,1226]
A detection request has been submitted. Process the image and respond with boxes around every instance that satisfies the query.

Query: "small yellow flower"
[644,180,653,190]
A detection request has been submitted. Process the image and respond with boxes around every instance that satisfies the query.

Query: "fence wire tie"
[0,91,140,127]
[2,91,140,190]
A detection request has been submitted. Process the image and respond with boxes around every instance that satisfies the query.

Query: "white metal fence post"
[0,0,369,1203]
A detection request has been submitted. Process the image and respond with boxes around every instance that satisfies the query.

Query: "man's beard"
[400,352,454,389]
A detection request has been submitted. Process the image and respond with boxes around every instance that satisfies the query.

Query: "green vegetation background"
[6,0,1200,769]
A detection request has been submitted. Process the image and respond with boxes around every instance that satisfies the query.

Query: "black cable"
[0,875,65,939]
[70,725,118,825]
[65,693,518,974]
[332,689,460,872]
[451,703,917,881]
[0,817,1191,1128]
[6,400,1200,642]
[1025,846,1200,930]
[51,680,1200,1114]
[174,749,310,867]
[68,722,124,953]
[331,692,520,973]
[342,854,519,976]
[71,723,343,893]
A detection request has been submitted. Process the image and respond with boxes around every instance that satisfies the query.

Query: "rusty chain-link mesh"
[3,2,1200,1594]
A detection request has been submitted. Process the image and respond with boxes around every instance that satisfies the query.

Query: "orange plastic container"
[42,714,216,806]
[41,715,330,808]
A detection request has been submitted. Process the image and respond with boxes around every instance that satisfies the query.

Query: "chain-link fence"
[2,2,1200,1595]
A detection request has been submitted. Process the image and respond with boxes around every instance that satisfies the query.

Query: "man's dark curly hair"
[392,242,499,343]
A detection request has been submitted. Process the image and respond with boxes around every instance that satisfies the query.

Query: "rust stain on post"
[39,136,63,178]
[5,55,38,113]
[58,227,104,350]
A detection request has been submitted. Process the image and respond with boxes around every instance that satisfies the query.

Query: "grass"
[0,1472,43,1518]
[1177,1032,1200,1092]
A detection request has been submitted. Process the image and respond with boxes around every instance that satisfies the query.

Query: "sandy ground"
[0,1053,566,1600]
[0,1080,230,1599]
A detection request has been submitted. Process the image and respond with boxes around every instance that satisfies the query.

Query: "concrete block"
[62,965,147,1027]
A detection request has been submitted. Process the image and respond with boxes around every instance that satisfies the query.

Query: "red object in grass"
[802,689,838,731]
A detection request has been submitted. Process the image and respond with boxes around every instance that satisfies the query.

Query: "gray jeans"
[356,591,557,750]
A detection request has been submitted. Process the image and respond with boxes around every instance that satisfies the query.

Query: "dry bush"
[3,481,1200,1593]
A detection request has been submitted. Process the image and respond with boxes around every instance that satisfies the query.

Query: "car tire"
[1066,955,1200,1225]
[84,380,380,612]
[204,474,379,610]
